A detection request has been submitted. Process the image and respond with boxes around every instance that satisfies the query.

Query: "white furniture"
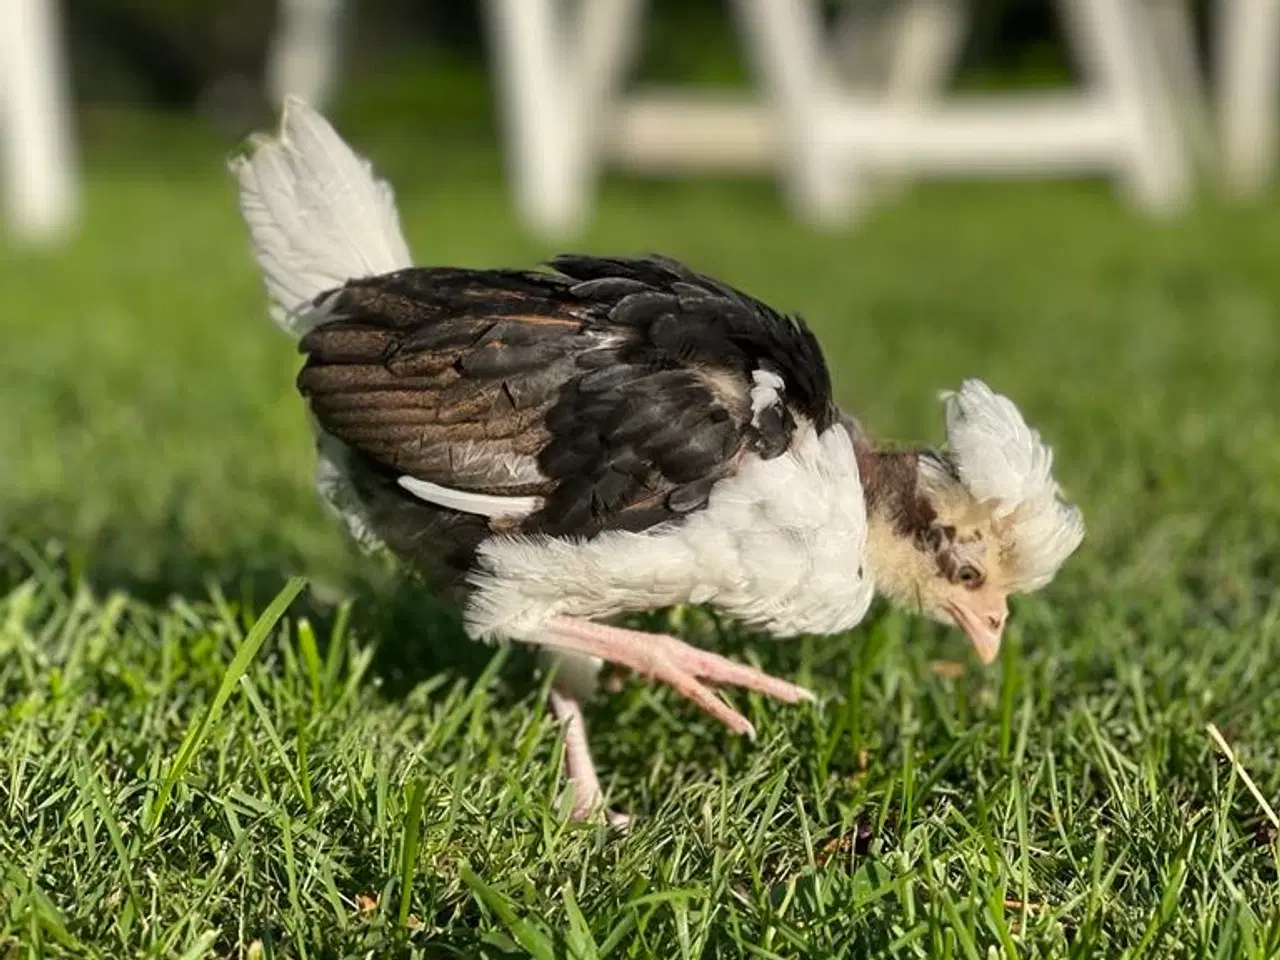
[267,0,346,110]
[11,0,1280,248]
[1219,0,1280,196]
[1146,0,1215,175]
[0,0,78,247]
[484,0,646,235]
[484,0,1193,239]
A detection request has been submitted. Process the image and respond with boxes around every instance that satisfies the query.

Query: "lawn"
[2,99,1280,958]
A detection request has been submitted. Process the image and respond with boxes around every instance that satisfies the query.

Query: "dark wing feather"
[549,253,833,429]
[297,255,835,539]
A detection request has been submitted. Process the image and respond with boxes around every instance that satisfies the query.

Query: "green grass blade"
[398,777,427,929]
[176,929,219,960]
[76,758,143,920]
[460,861,557,960]
[560,882,599,960]
[147,576,307,832]
[238,674,307,806]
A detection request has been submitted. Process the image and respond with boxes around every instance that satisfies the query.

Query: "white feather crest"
[940,379,1084,593]
[228,95,413,336]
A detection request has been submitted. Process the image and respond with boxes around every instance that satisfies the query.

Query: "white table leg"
[0,0,78,246]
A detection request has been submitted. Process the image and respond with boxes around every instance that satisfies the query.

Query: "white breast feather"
[465,421,875,643]
[941,379,1084,592]
[749,368,785,427]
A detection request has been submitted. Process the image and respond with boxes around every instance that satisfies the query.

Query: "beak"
[947,594,1008,666]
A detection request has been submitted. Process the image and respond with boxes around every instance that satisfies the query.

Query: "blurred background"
[2,0,1278,618]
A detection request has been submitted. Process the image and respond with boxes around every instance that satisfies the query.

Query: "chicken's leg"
[543,616,815,741]
[548,686,630,828]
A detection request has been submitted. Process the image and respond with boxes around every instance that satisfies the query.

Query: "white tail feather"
[232,99,418,558]
[397,475,542,520]
[229,95,413,337]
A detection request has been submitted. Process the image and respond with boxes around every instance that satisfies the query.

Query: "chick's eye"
[957,565,984,589]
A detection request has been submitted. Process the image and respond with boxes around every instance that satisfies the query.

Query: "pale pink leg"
[548,686,630,828]
[543,616,815,741]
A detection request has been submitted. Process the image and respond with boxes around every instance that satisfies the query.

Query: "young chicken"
[231,99,1084,824]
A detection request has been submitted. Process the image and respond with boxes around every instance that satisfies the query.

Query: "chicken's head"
[860,380,1084,664]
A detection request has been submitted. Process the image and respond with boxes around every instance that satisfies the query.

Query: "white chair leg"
[485,0,641,239]
[0,0,78,246]
[883,0,966,109]
[267,0,345,109]
[485,0,583,237]
[1061,0,1191,212]
[1144,0,1214,174]
[735,0,856,224]
[875,0,967,198]
[574,0,645,145]
[1219,0,1280,196]
[830,3,900,89]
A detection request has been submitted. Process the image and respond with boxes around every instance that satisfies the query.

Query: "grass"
[2,97,1280,958]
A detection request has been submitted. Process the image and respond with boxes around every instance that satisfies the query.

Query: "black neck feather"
[858,449,937,539]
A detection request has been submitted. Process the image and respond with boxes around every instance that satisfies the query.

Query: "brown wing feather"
[296,256,834,540]
[298,269,586,497]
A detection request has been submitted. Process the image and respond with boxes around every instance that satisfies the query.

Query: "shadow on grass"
[0,500,851,817]
[0,507,540,704]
